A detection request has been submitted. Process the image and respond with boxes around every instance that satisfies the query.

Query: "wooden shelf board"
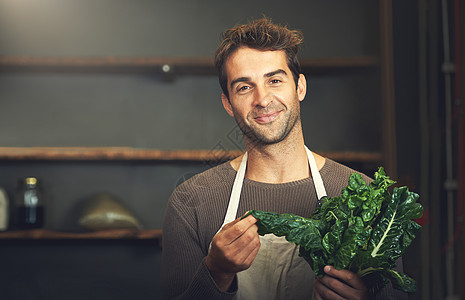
[0,56,379,75]
[300,56,380,68]
[0,147,382,163]
[0,147,243,161]
[319,151,383,163]
[0,228,162,240]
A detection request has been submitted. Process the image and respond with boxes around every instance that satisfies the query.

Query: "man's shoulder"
[319,159,373,197]
[167,161,235,209]
[322,158,372,183]
[173,161,235,193]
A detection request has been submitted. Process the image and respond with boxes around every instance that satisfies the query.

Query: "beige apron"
[214,146,327,300]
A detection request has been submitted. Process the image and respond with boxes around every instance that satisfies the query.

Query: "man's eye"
[270,79,281,84]
[237,86,250,92]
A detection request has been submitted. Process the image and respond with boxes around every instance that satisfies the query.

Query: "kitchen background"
[0,0,463,299]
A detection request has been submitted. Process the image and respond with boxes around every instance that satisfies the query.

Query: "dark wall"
[392,1,422,299]
[0,1,421,299]
[1,240,162,300]
[0,0,380,151]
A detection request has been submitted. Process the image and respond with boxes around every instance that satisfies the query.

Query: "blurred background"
[0,0,463,299]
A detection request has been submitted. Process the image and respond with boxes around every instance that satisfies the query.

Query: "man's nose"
[253,86,272,108]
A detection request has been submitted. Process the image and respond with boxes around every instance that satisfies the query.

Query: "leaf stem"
[358,266,384,277]
[328,211,338,221]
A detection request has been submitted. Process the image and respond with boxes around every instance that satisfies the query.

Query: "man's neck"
[229,125,326,184]
[244,142,310,183]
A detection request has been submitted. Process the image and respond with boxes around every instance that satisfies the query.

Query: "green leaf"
[245,167,422,296]
[364,187,422,263]
[322,219,344,254]
[384,269,417,293]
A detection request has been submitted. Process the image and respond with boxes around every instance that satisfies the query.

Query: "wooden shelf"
[0,228,162,240]
[319,151,382,163]
[299,56,380,68]
[0,147,382,163]
[0,56,380,75]
[0,147,243,162]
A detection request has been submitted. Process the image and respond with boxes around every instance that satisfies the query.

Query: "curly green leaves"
[245,167,423,296]
[244,210,324,252]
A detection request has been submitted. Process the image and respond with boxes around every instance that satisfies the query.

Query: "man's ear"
[221,93,235,117]
[297,74,307,102]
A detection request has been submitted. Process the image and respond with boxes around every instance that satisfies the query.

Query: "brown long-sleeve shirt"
[160,158,409,300]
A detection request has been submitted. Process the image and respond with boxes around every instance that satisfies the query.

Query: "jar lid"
[25,177,37,185]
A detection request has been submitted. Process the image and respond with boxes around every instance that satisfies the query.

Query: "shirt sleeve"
[159,189,237,300]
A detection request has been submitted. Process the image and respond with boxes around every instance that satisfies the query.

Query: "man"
[160,18,407,300]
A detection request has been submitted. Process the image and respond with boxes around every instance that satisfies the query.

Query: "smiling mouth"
[253,111,282,124]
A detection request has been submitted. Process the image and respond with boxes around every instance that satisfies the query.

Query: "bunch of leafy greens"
[243,167,423,296]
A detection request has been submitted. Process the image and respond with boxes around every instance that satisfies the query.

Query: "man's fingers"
[220,214,258,243]
[323,266,365,290]
[314,277,345,300]
[223,222,260,262]
[314,266,368,300]
[240,231,261,263]
[207,215,260,274]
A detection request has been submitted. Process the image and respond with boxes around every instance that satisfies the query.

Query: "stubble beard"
[233,103,301,148]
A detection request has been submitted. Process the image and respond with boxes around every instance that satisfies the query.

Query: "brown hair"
[214,17,304,99]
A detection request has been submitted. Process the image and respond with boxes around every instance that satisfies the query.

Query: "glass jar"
[15,177,45,229]
[0,187,8,231]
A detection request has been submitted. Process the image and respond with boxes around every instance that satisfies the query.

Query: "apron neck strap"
[305,146,327,200]
[223,152,248,224]
[223,147,326,225]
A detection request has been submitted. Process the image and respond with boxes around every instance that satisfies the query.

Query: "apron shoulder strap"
[223,152,248,225]
[305,146,327,200]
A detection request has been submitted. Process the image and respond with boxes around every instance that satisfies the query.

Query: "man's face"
[221,47,306,146]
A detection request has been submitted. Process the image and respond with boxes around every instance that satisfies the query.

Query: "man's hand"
[313,265,369,300]
[205,214,261,291]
